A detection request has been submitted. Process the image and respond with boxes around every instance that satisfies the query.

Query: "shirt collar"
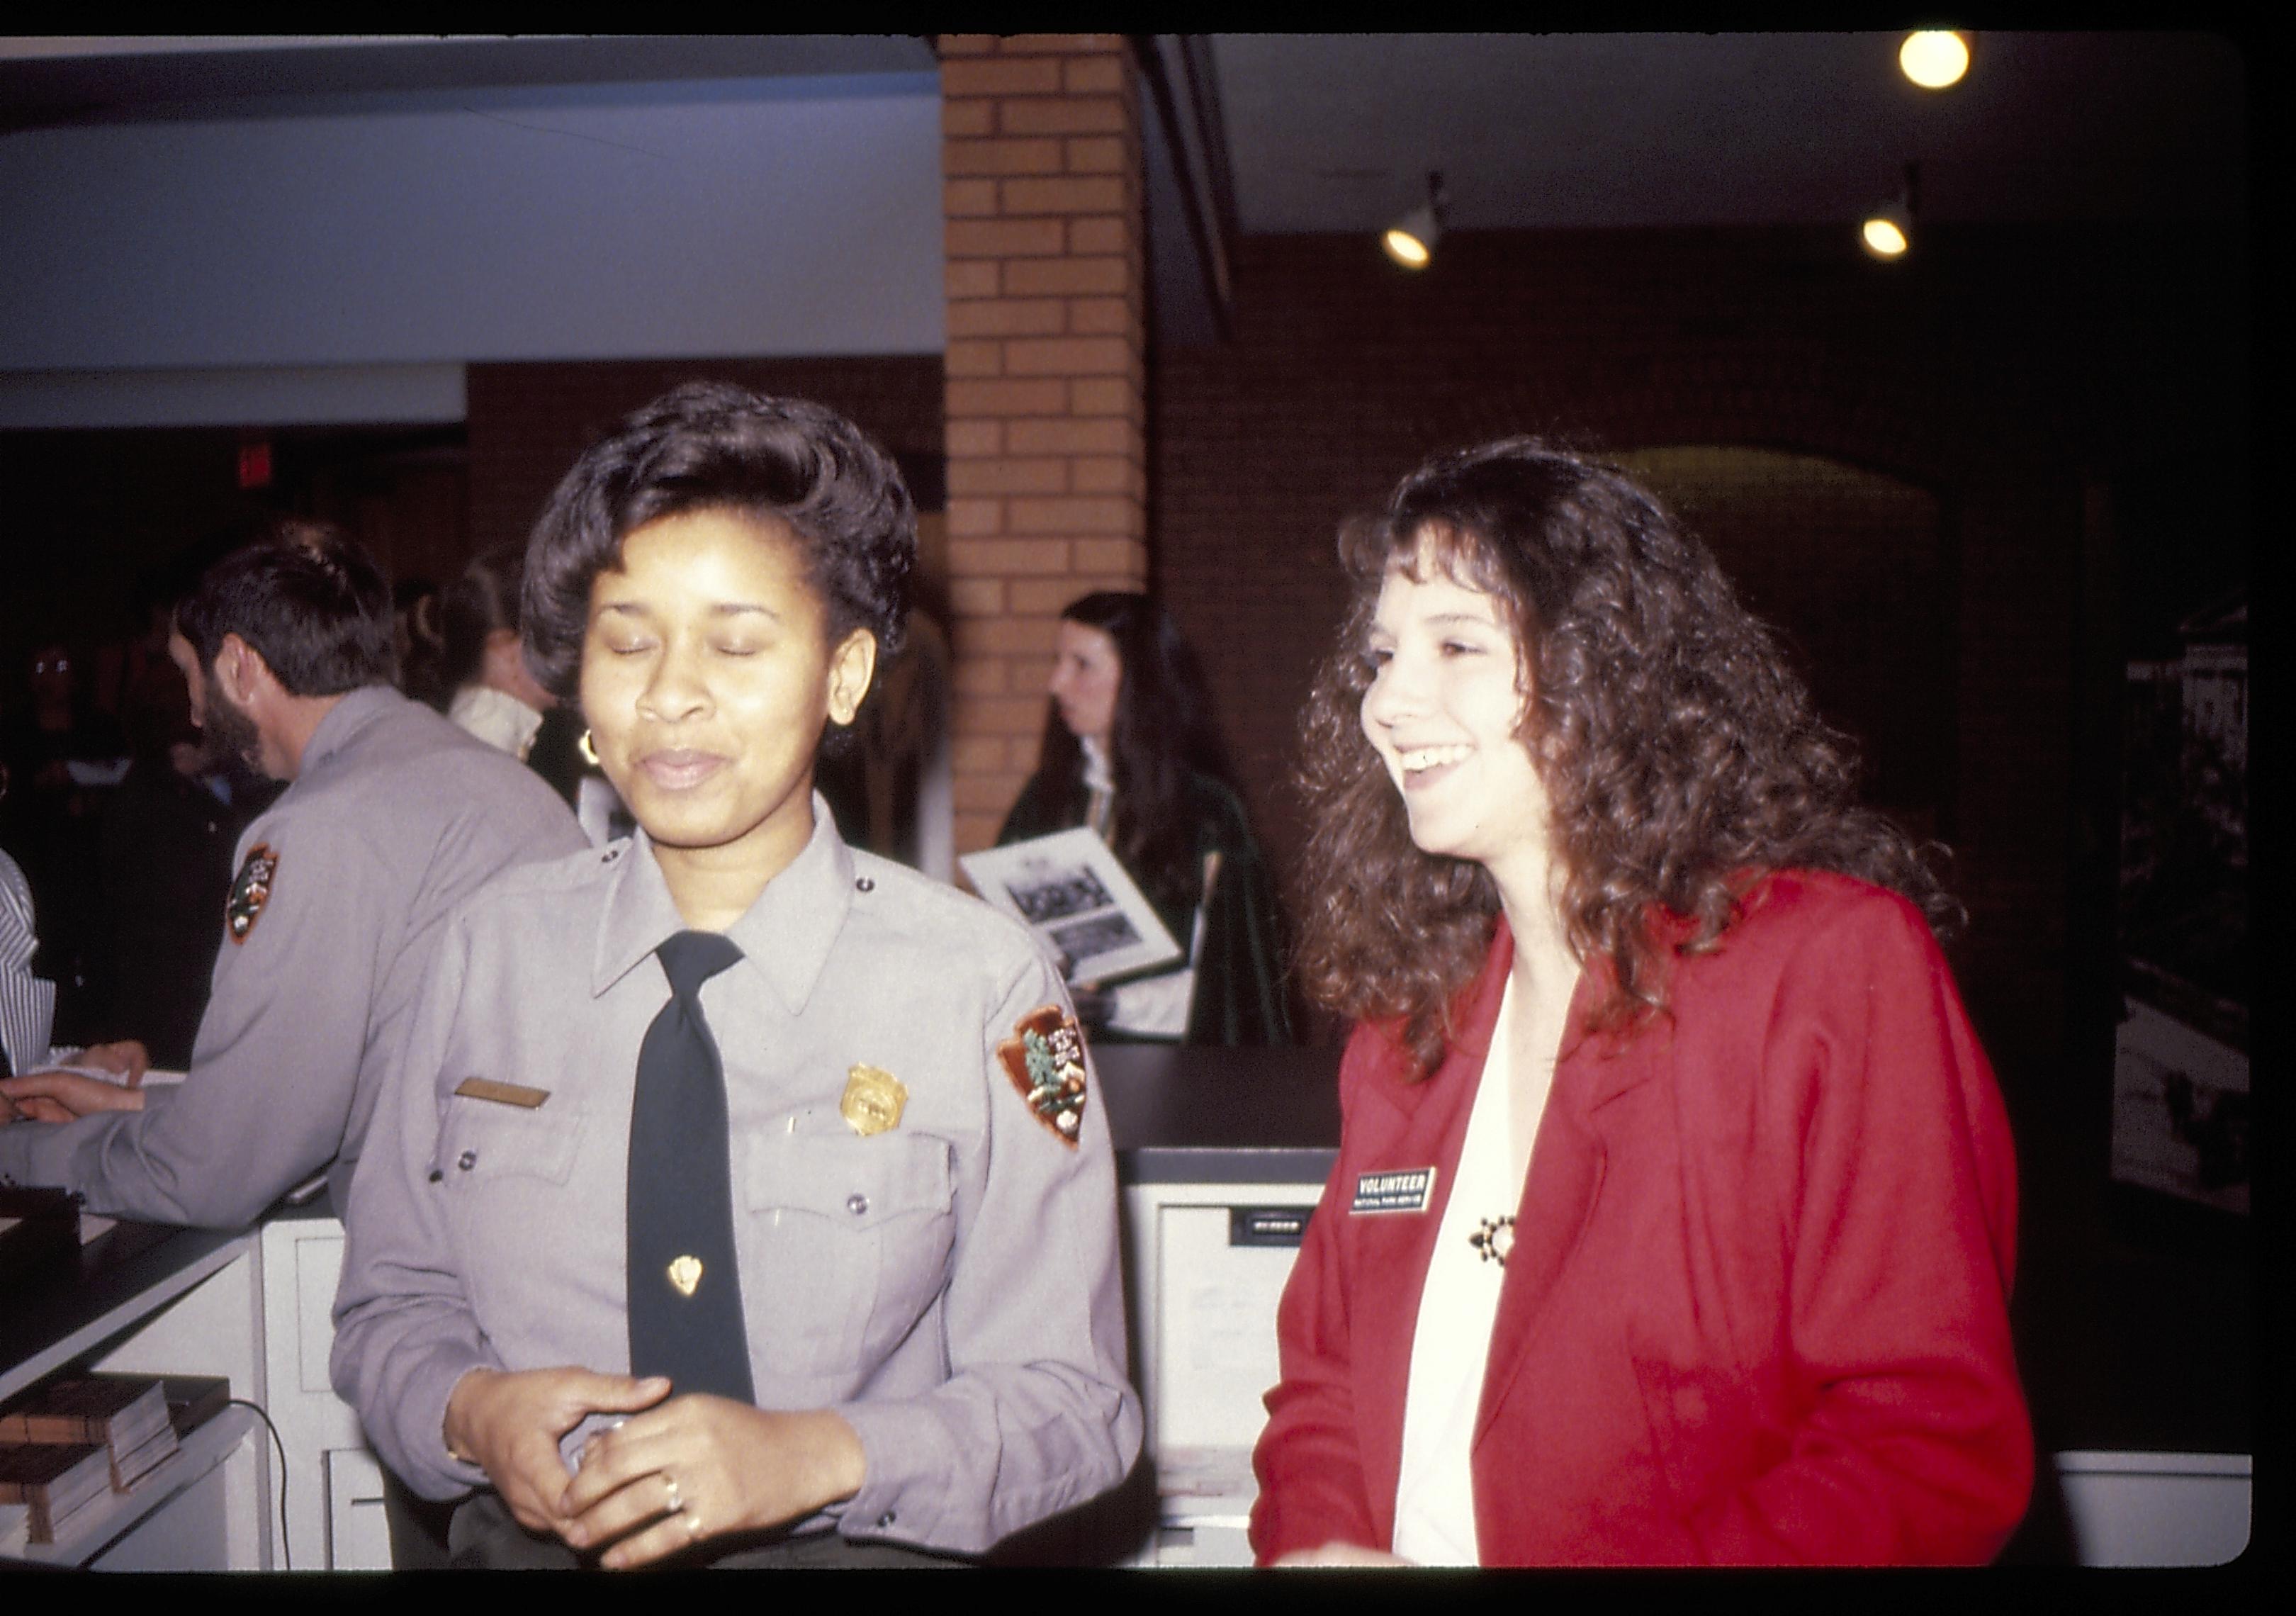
[592,793,855,1016]
[296,685,401,778]
[1079,734,1115,796]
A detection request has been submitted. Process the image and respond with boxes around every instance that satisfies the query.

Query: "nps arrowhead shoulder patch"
[226,843,278,943]
[996,1004,1088,1148]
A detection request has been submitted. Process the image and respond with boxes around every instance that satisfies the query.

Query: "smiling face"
[581,507,875,915]
[1047,619,1122,749]
[1358,532,1556,891]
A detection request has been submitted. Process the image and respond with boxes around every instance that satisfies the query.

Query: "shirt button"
[427,1169,444,1184]
[846,1193,869,1216]
[458,1150,478,1171]
[855,877,874,893]
[876,1510,896,1529]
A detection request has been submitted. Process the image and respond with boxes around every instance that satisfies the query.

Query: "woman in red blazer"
[1249,440,2030,1566]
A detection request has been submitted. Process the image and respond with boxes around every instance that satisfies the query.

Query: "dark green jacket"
[998,770,1291,1046]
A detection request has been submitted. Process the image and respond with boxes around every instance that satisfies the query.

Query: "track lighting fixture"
[1382,171,1448,269]
[1861,162,1922,260]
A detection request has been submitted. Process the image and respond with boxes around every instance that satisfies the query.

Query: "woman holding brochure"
[996,591,1289,1046]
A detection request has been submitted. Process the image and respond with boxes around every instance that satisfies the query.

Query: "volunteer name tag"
[1351,1166,1439,1215]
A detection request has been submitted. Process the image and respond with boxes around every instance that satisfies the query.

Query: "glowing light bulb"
[1862,216,1910,258]
[1383,228,1432,269]
[1900,30,1969,89]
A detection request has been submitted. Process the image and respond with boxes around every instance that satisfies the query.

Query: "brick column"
[939,34,1149,855]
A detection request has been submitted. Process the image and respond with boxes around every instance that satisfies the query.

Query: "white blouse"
[1391,975,1555,1565]
[447,683,544,764]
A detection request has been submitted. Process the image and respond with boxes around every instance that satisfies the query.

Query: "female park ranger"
[332,383,1141,1569]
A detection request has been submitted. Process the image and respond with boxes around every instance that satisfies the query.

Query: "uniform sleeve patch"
[226,843,278,944]
[996,1004,1088,1148]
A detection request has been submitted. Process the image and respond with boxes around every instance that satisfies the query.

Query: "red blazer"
[1250,872,2031,1565]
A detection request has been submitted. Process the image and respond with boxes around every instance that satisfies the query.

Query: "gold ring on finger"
[663,1474,683,1515]
[686,1511,704,1544]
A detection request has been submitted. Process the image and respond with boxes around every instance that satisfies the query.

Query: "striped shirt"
[0,848,60,1078]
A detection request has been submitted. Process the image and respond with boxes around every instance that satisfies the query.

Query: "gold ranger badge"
[225,843,279,943]
[840,1064,907,1137]
[668,1255,704,1298]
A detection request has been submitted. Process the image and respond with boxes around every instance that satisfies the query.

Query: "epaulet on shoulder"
[459,838,623,911]
[853,851,1045,956]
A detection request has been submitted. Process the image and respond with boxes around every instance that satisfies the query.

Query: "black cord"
[225,1397,291,1572]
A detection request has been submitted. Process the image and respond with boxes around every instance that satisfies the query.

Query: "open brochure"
[961,827,1183,987]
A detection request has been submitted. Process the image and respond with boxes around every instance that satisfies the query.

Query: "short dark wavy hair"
[1294,437,1958,1076]
[173,518,396,697]
[522,382,916,702]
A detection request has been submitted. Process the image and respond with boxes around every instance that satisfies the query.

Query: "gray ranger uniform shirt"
[0,685,584,1225]
[331,802,1142,1556]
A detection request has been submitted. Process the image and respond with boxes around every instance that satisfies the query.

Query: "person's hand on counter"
[75,1039,151,1084]
[3,1039,154,1120]
[0,1068,150,1123]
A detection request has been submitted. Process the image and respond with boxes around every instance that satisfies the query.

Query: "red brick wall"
[465,357,944,560]
[939,34,1149,854]
[1150,223,2244,1064]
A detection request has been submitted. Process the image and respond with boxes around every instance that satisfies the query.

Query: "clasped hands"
[0,1040,149,1124]
[443,1366,865,1569]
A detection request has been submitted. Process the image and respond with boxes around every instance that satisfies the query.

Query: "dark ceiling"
[0,32,2249,229]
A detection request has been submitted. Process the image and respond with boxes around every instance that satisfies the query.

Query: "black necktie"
[626,930,753,1402]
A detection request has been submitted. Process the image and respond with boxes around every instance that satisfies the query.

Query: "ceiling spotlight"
[1860,162,1922,260]
[1382,171,1448,269]
[1861,207,1910,259]
[1899,30,1970,89]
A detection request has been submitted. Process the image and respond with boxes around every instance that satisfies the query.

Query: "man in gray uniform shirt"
[0,521,583,1226]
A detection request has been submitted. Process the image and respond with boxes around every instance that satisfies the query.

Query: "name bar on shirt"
[1351,1166,1439,1215]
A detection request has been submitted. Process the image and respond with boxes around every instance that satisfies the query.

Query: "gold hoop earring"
[578,729,600,768]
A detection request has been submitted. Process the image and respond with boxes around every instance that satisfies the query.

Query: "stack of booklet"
[0,1440,113,1545]
[0,1374,179,1542]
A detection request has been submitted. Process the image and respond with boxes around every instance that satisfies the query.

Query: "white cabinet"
[1120,1180,1319,1569]
[256,1213,392,1571]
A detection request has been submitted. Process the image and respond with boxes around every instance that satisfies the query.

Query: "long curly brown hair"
[1294,438,1959,1077]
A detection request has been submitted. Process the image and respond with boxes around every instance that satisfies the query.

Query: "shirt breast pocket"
[433,1097,592,1328]
[739,1131,957,1379]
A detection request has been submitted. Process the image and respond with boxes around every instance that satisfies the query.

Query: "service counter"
[1,1217,270,1567]
[0,1045,1341,1571]
[5,1041,2241,1568]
